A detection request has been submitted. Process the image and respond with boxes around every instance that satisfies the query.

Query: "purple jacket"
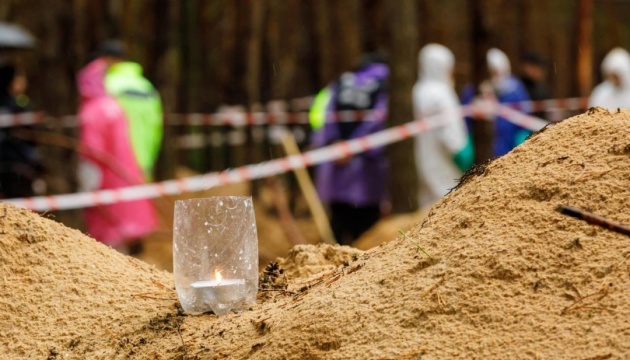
[312,63,389,207]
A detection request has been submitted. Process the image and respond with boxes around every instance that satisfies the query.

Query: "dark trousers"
[0,171,34,198]
[330,202,380,246]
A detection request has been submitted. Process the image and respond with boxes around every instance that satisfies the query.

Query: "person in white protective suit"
[589,47,630,109]
[413,44,473,208]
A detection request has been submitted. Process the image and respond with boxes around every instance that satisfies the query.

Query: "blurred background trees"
[0,0,626,215]
[2,0,625,116]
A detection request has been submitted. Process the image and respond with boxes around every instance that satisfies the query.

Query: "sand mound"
[277,244,364,280]
[3,108,630,359]
[0,204,175,359]
[353,208,430,250]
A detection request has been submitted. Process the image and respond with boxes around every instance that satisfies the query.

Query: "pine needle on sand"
[399,229,434,261]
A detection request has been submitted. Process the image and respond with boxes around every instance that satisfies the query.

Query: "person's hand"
[334,140,352,165]
[335,155,351,165]
[472,91,498,120]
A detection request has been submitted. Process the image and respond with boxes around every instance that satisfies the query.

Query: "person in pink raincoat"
[76,58,158,252]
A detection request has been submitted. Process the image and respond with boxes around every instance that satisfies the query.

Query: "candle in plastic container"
[173,197,258,315]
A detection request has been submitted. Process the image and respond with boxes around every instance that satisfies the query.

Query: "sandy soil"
[353,209,430,250]
[2,107,630,359]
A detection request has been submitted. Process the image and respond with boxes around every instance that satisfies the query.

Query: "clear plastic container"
[173,197,258,315]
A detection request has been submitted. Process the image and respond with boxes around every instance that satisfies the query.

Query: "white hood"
[413,43,469,208]
[589,47,630,109]
[601,47,630,89]
[487,48,511,79]
[419,43,455,83]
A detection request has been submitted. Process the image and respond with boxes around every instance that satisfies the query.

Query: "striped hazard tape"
[4,106,475,211]
[3,104,551,211]
[0,96,587,129]
[0,112,45,127]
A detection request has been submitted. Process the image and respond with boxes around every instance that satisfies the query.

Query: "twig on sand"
[151,278,174,291]
[561,283,612,315]
[399,230,434,261]
[556,205,630,237]
[571,162,587,182]
[615,253,630,270]
[581,353,612,360]
[421,277,445,298]
[258,288,296,296]
[131,293,177,301]
[176,322,188,359]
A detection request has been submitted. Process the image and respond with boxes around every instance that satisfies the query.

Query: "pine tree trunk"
[154,0,180,181]
[576,0,593,97]
[385,0,419,214]
[333,0,362,73]
[312,0,334,85]
[470,0,493,164]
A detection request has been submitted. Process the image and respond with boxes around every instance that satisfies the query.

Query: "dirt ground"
[2,108,630,359]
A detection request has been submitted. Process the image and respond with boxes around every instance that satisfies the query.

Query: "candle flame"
[215,270,222,282]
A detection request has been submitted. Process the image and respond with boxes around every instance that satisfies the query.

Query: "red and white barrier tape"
[5,106,486,211]
[497,105,549,131]
[504,96,589,113]
[3,104,551,211]
[0,112,45,128]
[0,97,587,129]
[175,126,310,149]
[167,109,386,126]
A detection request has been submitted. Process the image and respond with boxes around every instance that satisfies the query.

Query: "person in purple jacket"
[462,48,532,157]
[311,54,389,245]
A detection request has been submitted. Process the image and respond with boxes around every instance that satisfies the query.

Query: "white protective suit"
[589,47,630,109]
[413,44,472,208]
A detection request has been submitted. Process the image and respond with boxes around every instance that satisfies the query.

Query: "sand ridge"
[1,107,630,359]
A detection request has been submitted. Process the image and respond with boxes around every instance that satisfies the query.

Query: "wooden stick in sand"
[556,205,630,237]
[266,176,308,245]
[280,131,337,245]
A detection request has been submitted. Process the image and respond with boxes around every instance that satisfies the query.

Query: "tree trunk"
[470,0,493,164]
[245,0,266,196]
[333,0,362,73]
[385,0,419,214]
[576,0,593,97]
[312,0,334,85]
[154,0,180,181]
[245,0,265,105]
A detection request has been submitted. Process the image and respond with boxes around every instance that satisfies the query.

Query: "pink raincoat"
[77,59,158,246]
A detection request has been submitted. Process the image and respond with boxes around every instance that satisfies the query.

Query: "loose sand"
[2,108,630,359]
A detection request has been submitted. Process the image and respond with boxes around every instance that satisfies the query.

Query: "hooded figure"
[462,48,532,157]
[312,59,389,245]
[413,44,473,208]
[0,62,42,198]
[589,47,630,109]
[77,58,158,248]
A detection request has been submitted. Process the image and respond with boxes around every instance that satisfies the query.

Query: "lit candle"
[189,270,247,315]
[190,270,246,288]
